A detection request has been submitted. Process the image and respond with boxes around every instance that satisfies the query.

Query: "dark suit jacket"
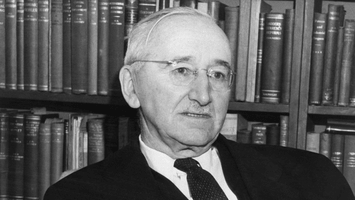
[44,134,355,200]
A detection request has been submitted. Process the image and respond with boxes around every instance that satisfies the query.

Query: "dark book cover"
[236,129,251,144]
[24,0,39,91]
[280,9,295,104]
[319,132,331,159]
[343,134,355,195]
[338,20,355,106]
[38,123,51,200]
[97,0,109,95]
[224,6,238,102]
[37,0,50,91]
[63,0,72,94]
[108,0,125,96]
[50,121,64,184]
[266,124,280,146]
[330,133,344,173]
[322,4,342,105]
[0,0,5,89]
[254,12,265,103]
[0,112,9,198]
[71,0,88,94]
[16,0,24,90]
[279,115,288,147]
[23,114,41,200]
[125,0,138,36]
[51,0,63,92]
[333,26,344,106]
[180,0,195,8]
[261,13,285,104]
[138,0,156,22]
[5,0,17,90]
[251,124,267,145]
[7,113,25,199]
[88,0,98,95]
[87,118,105,165]
[104,116,118,158]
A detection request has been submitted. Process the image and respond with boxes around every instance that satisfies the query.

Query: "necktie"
[174,158,228,200]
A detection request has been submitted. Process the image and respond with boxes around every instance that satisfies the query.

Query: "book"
[24,0,39,91]
[308,13,327,105]
[338,20,355,106]
[63,0,72,93]
[266,124,279,146]
[319,132,332,159]
[280,9,295,104]
[7,112,26,199]
[138,0,156,21]
[279,114,288,147]
[260,13,285,104]
[220,113,238,141]
[207,1,219,22]
[97,0,109,95]
[343,134,355,195]
[5,0,17,90]
[50,121,64,184]
[224,6,238,101]
[118,116,129,149]
[0,0,4,89]
[245,0,272,102]
[251,124,267,145]
[322,4,342,105]
[88,0,98,95]
[37,0,50,91]
[23,114,41,200]
[330,133,345,172]
[38,122,51,200]
[254,12,266,103]
[16,0,24,90]
[51,0,64,92]
[333,26,344,106]
[104,116,118,157]
[235,0,251,101]
[108,0,125,96]
[236,129,251,144]
[125,0,138,36]
[71,0,88,94]
[179,0,195,8]
[0,111,9,198]
[306,131,320,153]
[87,118,105,165]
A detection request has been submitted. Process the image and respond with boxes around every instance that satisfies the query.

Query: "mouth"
[182,112,211,118]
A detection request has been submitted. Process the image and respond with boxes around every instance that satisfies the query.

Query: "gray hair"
[124,7,217,66]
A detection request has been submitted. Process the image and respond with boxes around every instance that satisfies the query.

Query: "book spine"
[308,13,327,105]
[338,20,355,106]
[137,0,155,22]
[7,113,25,199]
[343,134,355,195]
[38,123,51,200]
[50,122,64,184]
[108,0,125,96]
[306,131,320,153]
[251,124,267,144]
[118,116,129,149]
[97,0,109,95]
[280,9,295,104]
[224,6,238,102]
[279,114,288,147]
[37,0,50,91]
[333,26,344,106]
[124,0,138,36]
[236,129,251,144]
[0,0,4,89]
[5,0,17,90]
[87,118,105,165]
[322,4,342,105]
[71,0,88,94]
[261,13,285,104]
[319,132,331,158]
[63,0,72,93]
[0,112,9,198]
[23,114,40,200]
[266,124,280,146]
[51,0,63,92]
[87,0,98,95]
[24,0,39,91]
[330,133,345,172]
[104,116,118,157]
[16,0,24,90]
[254,12,265,103]
[179,0,195,8]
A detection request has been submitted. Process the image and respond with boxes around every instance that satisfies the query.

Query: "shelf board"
[228,101,289,113]
[308,105,355,116]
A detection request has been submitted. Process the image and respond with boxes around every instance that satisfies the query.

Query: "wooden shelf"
[308,105,355,116]
[228,102,289,113]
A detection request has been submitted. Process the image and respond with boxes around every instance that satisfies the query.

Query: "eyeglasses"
[131,59,235,91]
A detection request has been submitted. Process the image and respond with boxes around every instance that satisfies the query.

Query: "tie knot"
[174,158,201,172]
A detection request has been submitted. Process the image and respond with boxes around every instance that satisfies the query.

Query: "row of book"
[220,113,290,147]
[305,118,355,195]
[0,108,138,200]
[309,4,355,107]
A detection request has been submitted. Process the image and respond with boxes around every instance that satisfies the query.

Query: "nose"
[188,72,212,106]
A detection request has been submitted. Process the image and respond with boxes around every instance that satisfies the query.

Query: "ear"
[119,65,141,108]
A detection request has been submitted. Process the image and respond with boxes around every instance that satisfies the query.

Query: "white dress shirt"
[139,135,238,200]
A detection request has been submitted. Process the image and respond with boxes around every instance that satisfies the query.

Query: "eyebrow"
[171,56,231,69]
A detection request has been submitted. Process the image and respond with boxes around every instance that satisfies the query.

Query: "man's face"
[133,15,232,158]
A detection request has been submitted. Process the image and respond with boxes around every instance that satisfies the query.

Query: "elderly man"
[44,7,354,200]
